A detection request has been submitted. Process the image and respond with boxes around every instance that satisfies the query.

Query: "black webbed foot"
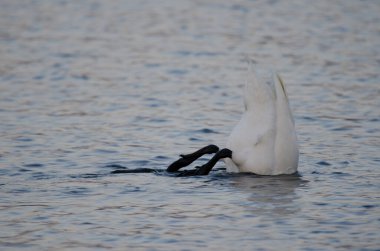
[167,144,219,172]
[170,148,232,176]
[193,148,232,175]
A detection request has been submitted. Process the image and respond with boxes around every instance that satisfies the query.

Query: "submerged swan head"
[225,69,299,175]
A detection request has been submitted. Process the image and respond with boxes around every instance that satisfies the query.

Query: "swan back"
[226,69,298,175]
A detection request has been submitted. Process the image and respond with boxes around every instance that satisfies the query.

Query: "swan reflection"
[226,174,307,217]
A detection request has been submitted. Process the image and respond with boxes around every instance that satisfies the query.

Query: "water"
[0,0,379,250]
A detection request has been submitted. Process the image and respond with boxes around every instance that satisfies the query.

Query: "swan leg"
[192,148,232,176]
[167,144,219,172]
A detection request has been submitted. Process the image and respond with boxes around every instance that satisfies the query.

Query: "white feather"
[225,69,299,175]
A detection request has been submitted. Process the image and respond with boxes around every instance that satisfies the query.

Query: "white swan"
[225,70,299,175]
[167,69,298,176]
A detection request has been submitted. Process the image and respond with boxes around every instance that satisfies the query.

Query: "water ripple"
[0,0,379,250]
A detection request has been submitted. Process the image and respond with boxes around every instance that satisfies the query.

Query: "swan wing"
[273,73,299,174]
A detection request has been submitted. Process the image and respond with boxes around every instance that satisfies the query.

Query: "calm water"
[1,0,379,250]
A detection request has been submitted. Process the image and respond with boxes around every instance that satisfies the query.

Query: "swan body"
[225,70,299,175]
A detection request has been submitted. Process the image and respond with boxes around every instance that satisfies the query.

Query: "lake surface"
[0,0,379,250]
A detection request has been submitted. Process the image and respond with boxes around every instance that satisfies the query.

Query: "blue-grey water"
[0,0,379,250]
